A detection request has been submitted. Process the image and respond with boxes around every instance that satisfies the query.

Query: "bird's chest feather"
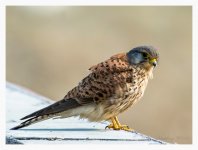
[107,68,152,115]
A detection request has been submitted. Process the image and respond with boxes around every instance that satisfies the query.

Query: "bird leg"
[106,116,134,131]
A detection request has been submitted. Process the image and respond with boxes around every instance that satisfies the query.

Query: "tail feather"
[10,98,82,130]
[10,115,52,130]
[21,98,81,120]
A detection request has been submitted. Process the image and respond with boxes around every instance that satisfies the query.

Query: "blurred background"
[6,6,192,144]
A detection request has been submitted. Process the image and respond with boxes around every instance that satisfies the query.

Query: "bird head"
[126,46,159,70]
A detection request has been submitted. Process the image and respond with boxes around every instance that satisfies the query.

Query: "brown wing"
[65,52,134,104]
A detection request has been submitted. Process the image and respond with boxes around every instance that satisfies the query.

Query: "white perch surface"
[6,83,166,144]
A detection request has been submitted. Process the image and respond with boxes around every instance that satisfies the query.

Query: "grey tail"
[10,98,82,130]
[10,115,52,130]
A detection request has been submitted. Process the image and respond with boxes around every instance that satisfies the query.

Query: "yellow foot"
[105,116,134,131]
[105,124,133,131]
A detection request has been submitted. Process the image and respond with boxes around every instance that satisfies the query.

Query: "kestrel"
[11,45,159,131]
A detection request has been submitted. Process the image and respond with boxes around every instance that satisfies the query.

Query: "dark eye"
[142,53,148,58]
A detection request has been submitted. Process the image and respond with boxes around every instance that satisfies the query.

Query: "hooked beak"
[150,58,157,67]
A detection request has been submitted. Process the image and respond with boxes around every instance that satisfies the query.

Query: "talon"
[105,124,114,129]
[105,125,110,129]
[105,116,134,132]
[120,126,134,131]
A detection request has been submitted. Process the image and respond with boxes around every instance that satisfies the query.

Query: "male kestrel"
[11,45,159,131]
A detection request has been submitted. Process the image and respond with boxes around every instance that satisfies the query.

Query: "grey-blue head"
[127,46,159,67]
